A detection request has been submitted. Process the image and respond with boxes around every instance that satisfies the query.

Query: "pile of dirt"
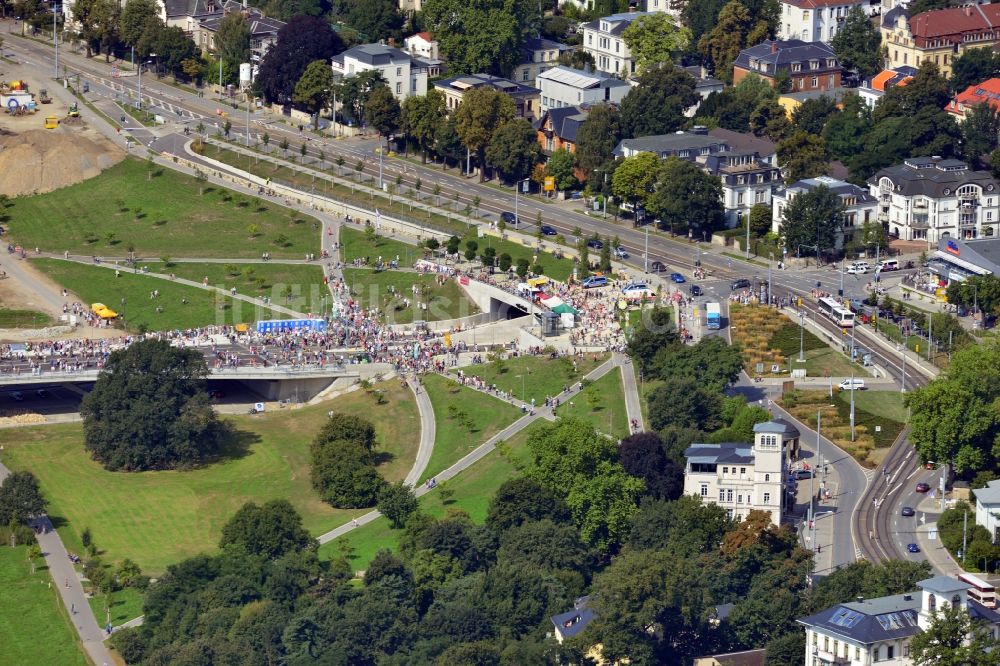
[0,128,124,197]
[0,412,45,426]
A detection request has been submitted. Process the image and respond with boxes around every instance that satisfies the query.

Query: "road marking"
[906,469,918,480]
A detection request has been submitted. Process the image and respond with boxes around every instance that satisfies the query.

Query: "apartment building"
[945,77,1000,121]
[536,65,630,113]
[882,3,1000,77]
[778,0,867,42]
[332,44,434,102]
[772,176,877,250]
[512,37,569,85]
[581,11,658,76]
[733,39,841,92]
[434,73,541,121]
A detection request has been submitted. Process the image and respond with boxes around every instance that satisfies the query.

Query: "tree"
[776,131,829,182]
[627,307,679,372]
[80,339,224,471]
[950,47,1000,94]
[905,379,996,473]
[455,87,515,182]
[119,0,157,47]
[72,0,118,59]
[647,156,724,236]
[546,148,576,190]
[749,202,772,237]
[346,0,403,43]
[152,25,198,79]
[257,15,343,105]
[910,604,1000,666]
[220,500,314,560]
[621,13,692,76]
[486,118,541,185]
[907,0,952,14]
[831,5,882,80]
[365,85,402,150]
[496,518,591,574]
[698,0,769,83]
[0,471,46,525]
[822,92,871,161]
[650,336,743,392]
[216,12,251,83]
[612,152,660,213]
[618,433,684,501]
[962,102,1000,168]
[310,413,383,508]
[422,0,539,77]
[377,481,419,529]
[574,103,621,183]
[749,99,792,141]
[293,60,334,129]
[777,183,843,257]
[619,65,699,139]
[947,274,1000,316]
[402,90,447,163]
[558,48,595,70]
[792,96,840,136]
[337,70,387,125]
[485,477,572,533]
[647,377,724,431]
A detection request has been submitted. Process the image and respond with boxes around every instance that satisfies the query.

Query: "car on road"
[731,278,752,291]
[9,391,23,401]
[649,261,667,273]
[907,543,921,553]
[916,482,931,493]
[613,246,629,259]
[541,225,557,236]
[838,378,866,391]
[35,389,49,399]
[209,390,226,400]
[586,238,604,250]
[794,469,813,479]
[690,285,703,297]
[669,272,686,283]
[500,211,519,226]
[581,275,608,288]
[847,262,871,275]
[901,506,915,517]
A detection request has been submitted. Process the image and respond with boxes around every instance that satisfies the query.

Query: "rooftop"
[708,128,776,157]
[974,479,1000,504]
[684,442,755,465]
[753,420,800,437]
[798,592,922,644]
[537,105,590,144]
[333,43,416,67]
[536,65,631,89]
[869,158,999,198]
[909,4,1000,40]
[613,131,728,157]
[435,73,540,96]
[550,596,596,639]
[918,576,972,595]
[785,175,875,202]
[582,11,659,35]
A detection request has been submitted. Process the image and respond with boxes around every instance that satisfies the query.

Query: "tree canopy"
[80,339,225,471]
[776,182,844,257]
[257,15,343,105]
[421,0,539,77]
[219,499,315,560]
[293,60,335,127]
[485,118,542,185]
[455,87,516,181]
[830,5,882,80]
[621,13,692,76]
[0,471,47,526]
[619,65,699,139]
[646,156,725,236]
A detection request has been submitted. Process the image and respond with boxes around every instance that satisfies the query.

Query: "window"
[811,76,818,88]
[737,192,744,205]
[824,636,829,652]
[726,489,733,502]
[764,474,770,482]
[833,641,839,656]
[952,594,961,609]
[887,646,894,659]
[523,70,529,81]
[700,484,708,497]
[737,494,743,504]
[723,466,729,474]
[740,467,746,475]
[903,644,910,657]
[396,82,402,95]
[928,595,937,612]
[396,67,402,76]
[763,492,771,504]
[856,647,861,660]
[874,646,880,661]
[719,489,725,501]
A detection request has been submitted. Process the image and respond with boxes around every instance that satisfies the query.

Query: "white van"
[838,378,866,391]
[877,259,899,272]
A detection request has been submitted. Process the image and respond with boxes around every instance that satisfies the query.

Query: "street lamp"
[799,311,806,362]
[137,58,154,113]
[514,178,529,231]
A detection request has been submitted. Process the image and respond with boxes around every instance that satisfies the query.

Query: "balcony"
[913,201,928,211]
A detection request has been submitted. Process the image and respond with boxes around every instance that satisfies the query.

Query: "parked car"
[541,225,557,236]
[689,285,703,297]
[731,278,752,291]
[670,272,686,283]
[581,275,608,288]
[915,482,931,493]
[613,246,629,259]
[907,543,921,553]
[838,378,866,391]
[649,261,667,273]
[794,469,813,480]
[586,238,604,250]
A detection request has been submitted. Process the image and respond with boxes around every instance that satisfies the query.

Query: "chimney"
[965,5,972,15]
[388,37,396,47]
[903,595,913,601]
[770,41,779,54]
[857,596,864,604]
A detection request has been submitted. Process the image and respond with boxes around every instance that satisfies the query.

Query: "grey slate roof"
[434,73,540,96]
[333,44,415,67]
[708,128,777,159]
[684,443,755,465]
[753,420,799,437]
[734,39,838,74]
[613,132,728,158]
[798,593,923,644]
[868,158,1000,198]
[918,576,972,595]
[581,11,658,36]
[974,479,1000,504]
[199,10,284,36]
[785,175,875,203]
[164,0,240,20]
[551,596,595,639]
[539,106,589,144]
[519,37,569,64]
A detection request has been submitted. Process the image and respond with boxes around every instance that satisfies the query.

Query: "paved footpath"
[617,352,644,432]
[403,374,436,487]
[0,461,115,666]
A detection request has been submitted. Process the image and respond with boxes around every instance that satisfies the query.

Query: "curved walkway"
[0,461,115,666]
[403,375,436,488]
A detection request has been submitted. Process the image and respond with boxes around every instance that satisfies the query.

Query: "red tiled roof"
[947,77,1000,116]
[781,0,860,9]
[416,31,432,41]
[909,3,1000,40]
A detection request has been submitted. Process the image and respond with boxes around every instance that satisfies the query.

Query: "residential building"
[680,65,725,117]
[798,575,1000,666]
[195,8,284,59]
[643,0,684,21]
[946,77,1000,120]
[869,157,1000,242]
[332,44,435,102]
[974,479,1000,543]
[778,0,867,42]
[397,0,423,13]
[706,151,783,227]
[536,65,630,113]
[693,649,766,666]
[403,32,439,60]
[708,128,778,164]
[512,37,569,85]
[535,105,589,154]
[613,128,730,160]
[683,421,800,525]
[733,39,841,92]
[773,176,877,250]
[777,87,849,117]
[882,4,1000,77]
[858,65,916,108]
[581,11,659,76]
[550,597,596,644]
[434,73,541,120]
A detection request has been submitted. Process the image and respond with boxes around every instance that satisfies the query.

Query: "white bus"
[959,573,997,609]
[817,297,855,328]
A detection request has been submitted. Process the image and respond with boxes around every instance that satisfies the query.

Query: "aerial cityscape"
[0,0,1000,663]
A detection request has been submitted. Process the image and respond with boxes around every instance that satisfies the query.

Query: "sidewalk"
[915,496,966,578]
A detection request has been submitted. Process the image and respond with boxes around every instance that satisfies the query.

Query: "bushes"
[310,413,385,508]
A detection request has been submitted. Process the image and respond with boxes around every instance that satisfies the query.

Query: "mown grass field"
[33,259,287,331]
[0,382,419,573]
[418,373,522,484]
[5,158,319,258]
[87,585,144,628]
[555,368,629,439]
[342,268,479,324]
[0,546,88,666]
[0,308,55,328]
[339,227,423,265]
[455,354,607,406]
[318,421,541,572]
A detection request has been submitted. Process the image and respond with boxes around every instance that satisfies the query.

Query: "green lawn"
[342,268,479,324]
[0,308,55,328]
[339,227,423,265]
[849,390,908,422]
[33,258,287,331]
[0,382,419,574]
[770,319,867,377]
[145,261,328,315]
[473,233,576,282]
[319,421,541,572]
[832,390,907,448]
[0,546,88,666]
[555,368,629,439]
[88,585,143,628]
[5,158,320,258]
[454,354,607,406]
[418,373,522,483]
